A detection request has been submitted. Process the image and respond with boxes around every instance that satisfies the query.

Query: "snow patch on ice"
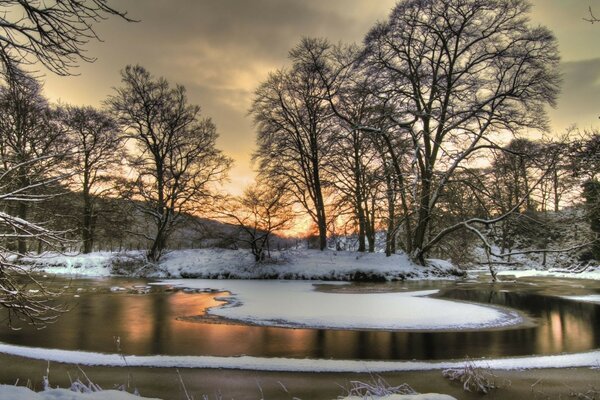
[159,279,522,331]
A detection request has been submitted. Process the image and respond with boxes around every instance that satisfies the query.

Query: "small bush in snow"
[343,375,416,397]
[442,360,500,394]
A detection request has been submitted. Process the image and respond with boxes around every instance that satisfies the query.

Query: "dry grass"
[343,375,416,398]
[442,360,501,394]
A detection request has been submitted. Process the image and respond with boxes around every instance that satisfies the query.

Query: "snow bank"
[0,385,159,400]
[562,295,600,304]
[342,396,456,400]
[20,248,464,281]
[498,268,600,281]
[0,384,455,400]
[160,249,462,281]
[158,279,523,331]
[0,341,599,372]
[20,251,144,277]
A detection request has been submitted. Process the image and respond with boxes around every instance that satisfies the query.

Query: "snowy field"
[158,279,523,330]
[19,248,462,281]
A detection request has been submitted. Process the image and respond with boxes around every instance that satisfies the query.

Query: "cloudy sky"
[40,0,600,193]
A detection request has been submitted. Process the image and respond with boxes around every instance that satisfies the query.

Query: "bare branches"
[215,183,294,262]
[107,65,231,262]
[61,104,124,253]
[251,39,335,250]
[0,0,133,75]
[584,6,600,23]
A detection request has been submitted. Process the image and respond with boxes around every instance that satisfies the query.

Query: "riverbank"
[18,248,464,281]
[0,352,597,399]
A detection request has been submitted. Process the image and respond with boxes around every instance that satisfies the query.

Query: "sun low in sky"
[40,0,600,195]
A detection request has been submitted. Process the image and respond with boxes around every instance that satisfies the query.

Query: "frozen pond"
[0,276,599,361]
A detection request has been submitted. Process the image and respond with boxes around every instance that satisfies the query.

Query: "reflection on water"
[0,278,599,361]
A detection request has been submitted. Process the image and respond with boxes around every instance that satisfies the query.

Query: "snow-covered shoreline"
[0,385,455,400]
[18,248,464,281]
[1,340,599,372]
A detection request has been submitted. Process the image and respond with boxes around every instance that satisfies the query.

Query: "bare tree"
[0,70,68,255]
[218,183,293,262]
[360,0,560,264]
[107,65,231,262]
[251,39,335,251]
[0,0,132,76]
[62,105,123,253]
[0,204,65,328]
[0,0,130,328]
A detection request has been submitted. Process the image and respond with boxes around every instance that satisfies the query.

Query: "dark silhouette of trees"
[251,39,334,251]
[0,0,132,75]
[0,0,131,328]
[582,180,600,259]
[108,65,231,262]
[360,0,560,263]
[0,70,68,255]
[218,183,293,262]
[62,105,123,253]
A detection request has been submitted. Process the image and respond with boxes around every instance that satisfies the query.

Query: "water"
[0,276,599,361]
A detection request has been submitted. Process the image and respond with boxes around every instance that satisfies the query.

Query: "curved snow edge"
[0,342,599,372]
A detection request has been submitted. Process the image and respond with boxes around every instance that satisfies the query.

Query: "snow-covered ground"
[497,267,600,280]
[0,385,159,400]
[0,385,455,400]
[158,279,523,330]
[19,248,463,281]
[342,396,456,400]
[341,393,456,400]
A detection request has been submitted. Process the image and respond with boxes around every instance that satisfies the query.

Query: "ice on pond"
[160,279,524,331]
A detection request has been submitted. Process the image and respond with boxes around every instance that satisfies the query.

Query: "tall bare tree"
[361,0,560,263]
[0,70,68,255]
[251,39,334,250]
[108,65,231,262]
[62,105,123,253]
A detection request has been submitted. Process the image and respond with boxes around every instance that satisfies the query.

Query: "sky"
[39,0,600,194]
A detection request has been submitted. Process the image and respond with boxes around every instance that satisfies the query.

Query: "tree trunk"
[553,169,560,212]
[312,159,328,251]
[17,201,28,255]
[356,200,366,253]
[148,229,167,262]
[384,165,396,257]
[412,174,432,265]
[82,189,94,254]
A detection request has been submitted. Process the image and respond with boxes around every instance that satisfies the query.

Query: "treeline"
[249,0,599,264]
[0,66,231,262]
